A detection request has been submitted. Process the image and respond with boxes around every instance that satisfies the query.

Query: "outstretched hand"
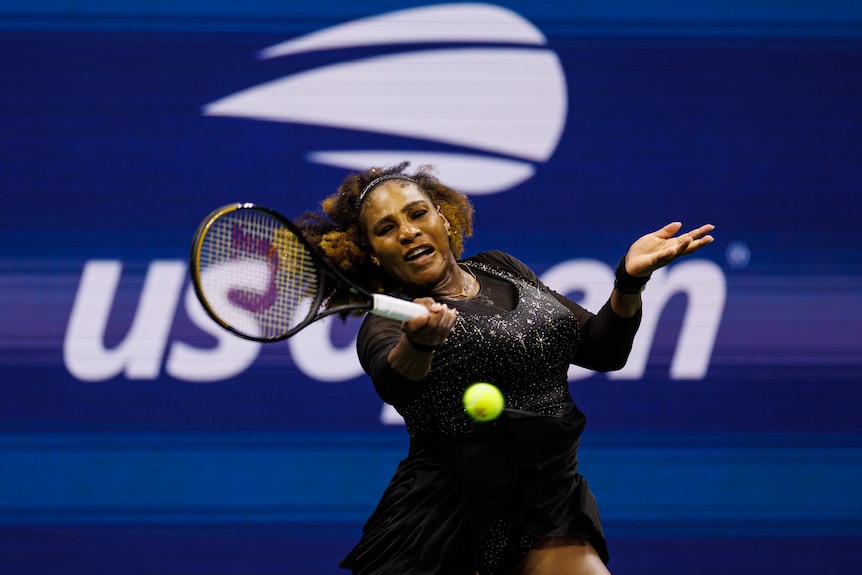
[624,222,715,278]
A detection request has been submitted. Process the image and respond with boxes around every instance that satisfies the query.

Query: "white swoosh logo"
[258,3,547,58]
[202,4,568,194]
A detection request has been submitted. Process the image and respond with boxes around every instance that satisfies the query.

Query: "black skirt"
[340,405,608,575]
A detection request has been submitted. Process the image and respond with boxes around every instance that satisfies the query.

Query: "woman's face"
[360,180,456,293]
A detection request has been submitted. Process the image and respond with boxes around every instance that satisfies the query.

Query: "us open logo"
[63,3,725,392]
[202,3,567,195]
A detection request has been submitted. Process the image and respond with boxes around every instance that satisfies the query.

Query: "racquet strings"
[198,208,320,340]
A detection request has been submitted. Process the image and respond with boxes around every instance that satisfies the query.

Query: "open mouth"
[404,246,434,262]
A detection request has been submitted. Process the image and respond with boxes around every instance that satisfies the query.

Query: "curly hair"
[295,162,474,319]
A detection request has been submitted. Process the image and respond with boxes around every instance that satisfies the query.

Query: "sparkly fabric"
[341,253,613,575]
[396,259,580,438]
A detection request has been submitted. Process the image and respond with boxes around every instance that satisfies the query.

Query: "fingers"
[659,222,714,241]
[680,223,715,254]
[629,222,715,274]
[426,303,457,333]
[659,222,714,246]
[410,297,439,310]
[401,300,457,346]
[656,221,683,238]
[685,223,715,240]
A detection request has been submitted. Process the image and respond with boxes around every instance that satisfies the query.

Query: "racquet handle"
[370,294,430,322]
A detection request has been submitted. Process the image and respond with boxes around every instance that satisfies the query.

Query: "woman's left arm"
[611,222,715,318]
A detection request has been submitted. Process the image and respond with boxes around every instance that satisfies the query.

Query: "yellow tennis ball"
[463,382,504,422]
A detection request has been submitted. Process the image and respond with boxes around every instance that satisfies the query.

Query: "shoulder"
[464,250,540,283]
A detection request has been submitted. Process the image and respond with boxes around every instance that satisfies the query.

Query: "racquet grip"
[370,294,429,321]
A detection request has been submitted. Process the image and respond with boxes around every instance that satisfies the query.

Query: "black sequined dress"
[341,251,640,575]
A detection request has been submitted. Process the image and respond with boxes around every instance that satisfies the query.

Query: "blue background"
[2,1,862,573]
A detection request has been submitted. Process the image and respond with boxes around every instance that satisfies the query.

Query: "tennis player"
[296,162,714,575]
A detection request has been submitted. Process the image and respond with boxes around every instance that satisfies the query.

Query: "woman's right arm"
[387,299,456,380]
[357,300,456,404]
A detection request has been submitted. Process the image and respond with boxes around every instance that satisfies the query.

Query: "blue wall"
[2,2,861,573]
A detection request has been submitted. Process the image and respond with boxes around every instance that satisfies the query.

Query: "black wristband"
[614,257,651,294]
[406,339,440,353]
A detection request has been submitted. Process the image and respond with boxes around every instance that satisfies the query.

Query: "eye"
[376,224,395,236]
[412,209,428,219]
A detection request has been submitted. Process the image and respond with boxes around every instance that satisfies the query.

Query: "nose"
[398,221,420,243]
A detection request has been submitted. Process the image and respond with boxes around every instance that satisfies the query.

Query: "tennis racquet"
[190,203,428,342]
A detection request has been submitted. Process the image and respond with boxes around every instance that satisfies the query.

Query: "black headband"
[356,174,418,210]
